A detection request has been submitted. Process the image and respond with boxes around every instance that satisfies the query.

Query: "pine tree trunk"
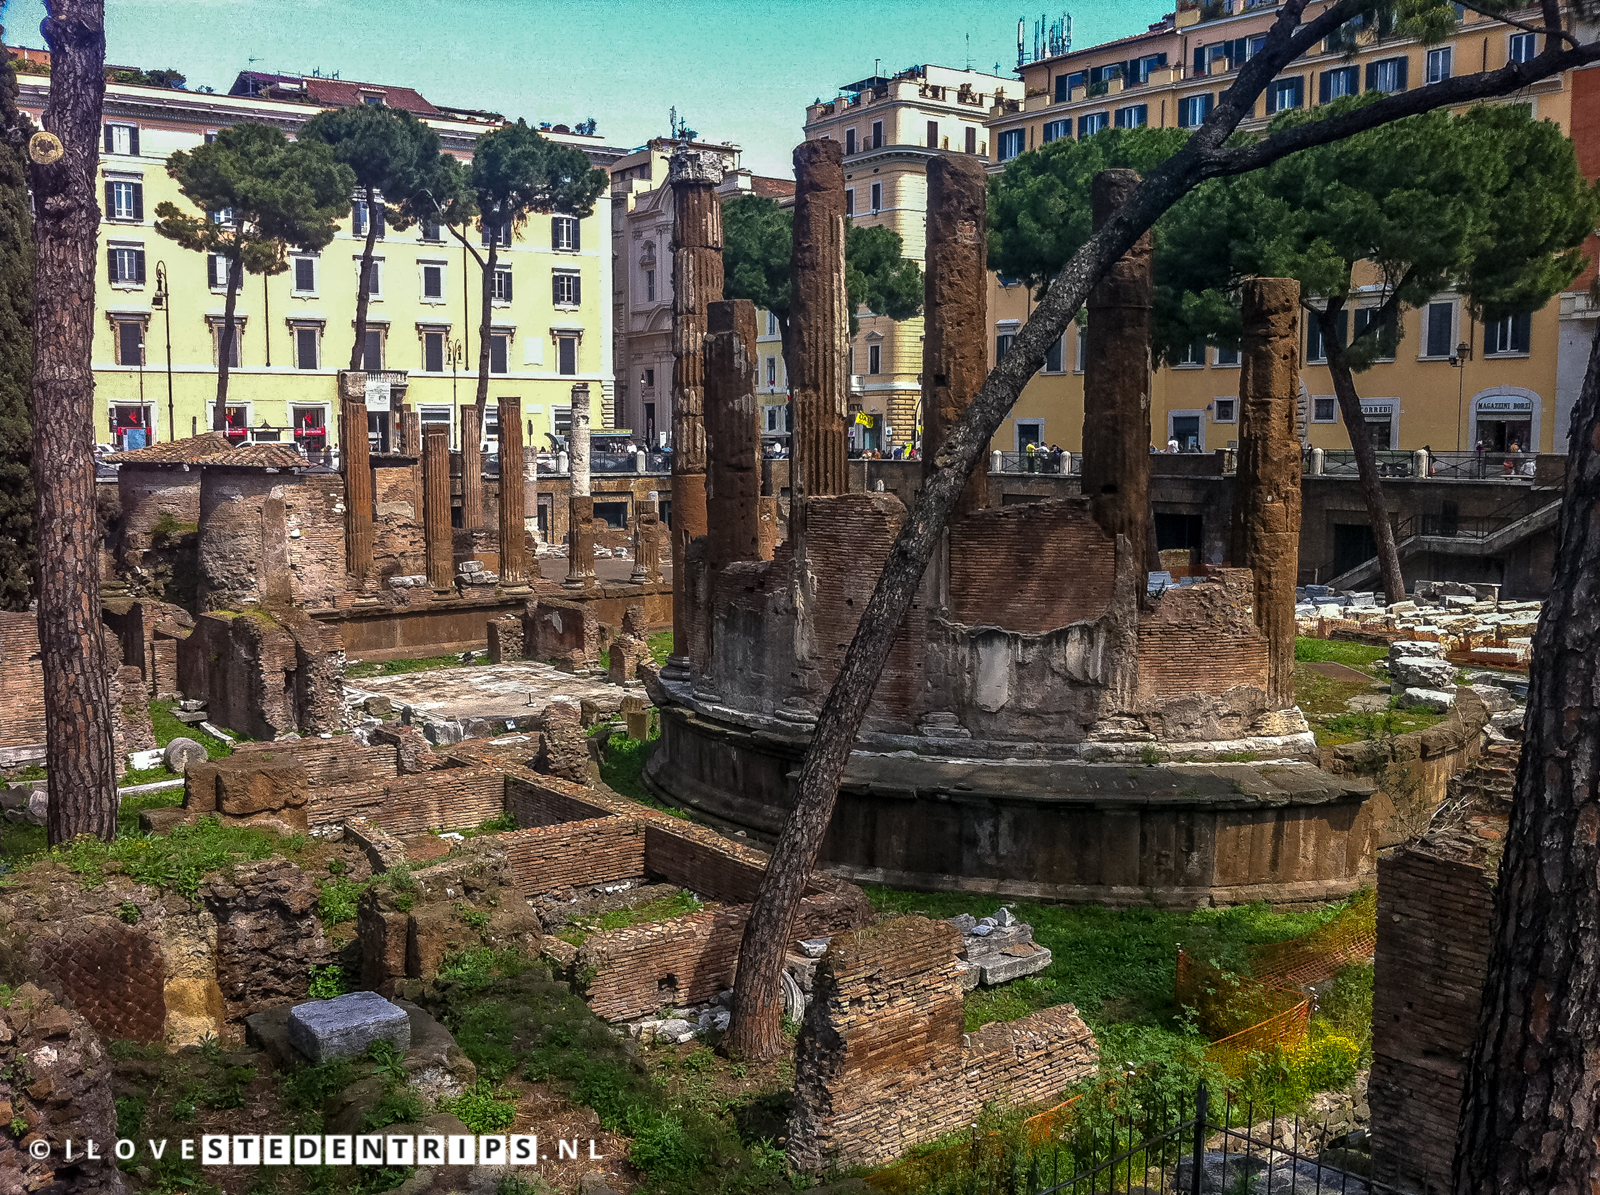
[1452,308,1600,1193]
[474,239,497,418]
[213,253,240,427]
[1320,307,1406,603]
[350,183,378,369]
[27,0,116,846]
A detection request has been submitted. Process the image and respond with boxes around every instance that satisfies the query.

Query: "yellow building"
[804,64,1014,453]
[14,67,619,452]
[983,3,1581,462]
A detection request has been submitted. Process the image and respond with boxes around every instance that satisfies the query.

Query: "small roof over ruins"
[198,443,308,469]
[105,431,235,465]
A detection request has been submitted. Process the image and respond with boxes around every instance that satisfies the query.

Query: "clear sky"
[1,0,1171,177]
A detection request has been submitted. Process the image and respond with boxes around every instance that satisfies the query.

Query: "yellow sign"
[854,412,875,427]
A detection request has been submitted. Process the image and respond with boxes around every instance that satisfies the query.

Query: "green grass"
[1318,702,1448,747]
[599,729,688,819]
[647,631,673,667]
[346,653,465,680]
[149,701,235,758]
[52,814,303,897]
[557,891,704,948]
[1293,637,1388,671]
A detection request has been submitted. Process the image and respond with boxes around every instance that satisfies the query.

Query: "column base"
[661,655,692,681]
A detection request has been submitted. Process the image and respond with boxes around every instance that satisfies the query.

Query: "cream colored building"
[804,64,1013,452]
[982,2,1581,460]
[13,65,620,452]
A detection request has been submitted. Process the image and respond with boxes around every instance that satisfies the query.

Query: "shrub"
[315,876,368,925]
[308,964,346,1001]
[440,1080,517,1133]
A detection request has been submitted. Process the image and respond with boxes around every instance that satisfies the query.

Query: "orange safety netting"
[1248,888,1377,988]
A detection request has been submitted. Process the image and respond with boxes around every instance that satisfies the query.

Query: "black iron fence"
[995,451,1080,475]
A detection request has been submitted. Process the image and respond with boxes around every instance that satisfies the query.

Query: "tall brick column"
[422,426,452,592]
[667,146,725,671]
[497,396,528,587]
[340,398,373,583]
[1080,169,1153,575]
[565,383,596,590]
[921,155,990,516]
[790,138,849,500]
[1230,277,1303,709]
[705,299,762,566]
[459,405,484,529]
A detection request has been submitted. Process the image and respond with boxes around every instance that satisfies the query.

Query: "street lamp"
[1450,334,1473,455]
[448,337,464,443]
[151,262,175,442]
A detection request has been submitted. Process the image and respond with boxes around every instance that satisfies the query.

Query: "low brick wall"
[311,766,507,835]
[644,821,771,905]
[235,735,399,789]
[788,916,1098,1172]
[500,818,647,895]
[505,772,617,827]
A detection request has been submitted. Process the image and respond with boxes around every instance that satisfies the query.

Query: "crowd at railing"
[991,448,1082,475]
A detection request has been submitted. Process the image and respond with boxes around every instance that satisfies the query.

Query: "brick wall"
[283,472,348,610]
[499,817,647,894]
[1136,570,1269,702]
[1369,846,1495,1193]
[0,613,45,750]
[578,904,746,1020]
[505,772,617,826]
[234,734,398,789]
[948,501,1115,632]
[372,459,425,585]
[117,466,201,557]
[310,766,508,835]
[788,916,1098,1172]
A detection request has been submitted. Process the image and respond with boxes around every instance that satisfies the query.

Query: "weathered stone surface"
[1399,687,1455,712]
[1390,656,1458,690]
[139,805,193,834]
[498,396,531,585]
[422,426,453,590]
[459,404,484,531]
[214,755,309,815]
[286,990,411,1063]
[342,397,373,581]
[705,300,764,567]
[202,858,335,1022]
[789,138,848,501]
[1389,639,1446,661]
[537,698,590,785]
[163,736,209,773]
[1468,684,1518,715]
[347,816,409,873]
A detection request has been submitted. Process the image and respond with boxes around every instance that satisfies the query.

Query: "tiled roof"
[200,443,307,469]
[105,432,235,464]
[303,77,442,118]
[751,176,797,198]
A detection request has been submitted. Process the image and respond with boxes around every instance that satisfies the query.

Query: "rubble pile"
[1296,580,1541,667]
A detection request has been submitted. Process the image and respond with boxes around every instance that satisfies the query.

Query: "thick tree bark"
[1319,304,1406,603]
[350,182,379,369]
[1452,317,1600,1193]
[27,0,115,845]
[721,0,1600,1057]
[474,239,498,418]
[213,253,241,427]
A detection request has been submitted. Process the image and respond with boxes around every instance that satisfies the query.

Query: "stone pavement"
[346,661,625,744]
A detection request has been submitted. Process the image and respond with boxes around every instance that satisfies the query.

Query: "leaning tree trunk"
[213,253,241,427]
[349,182,380,369]
[474,239,498,418]
[1452,302,1600,1192]
[26,0,116,845]
[1320,307,1406,603]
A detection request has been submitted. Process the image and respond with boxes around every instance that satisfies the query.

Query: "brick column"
[340,398,372,583]
[790,138,849,500]
[705,299,762,566]
[921,154,990,516]
[565,384,596,589]
[422,425,452,592]
[667,146,725,670]
[459,405,484,529]
[1230,277,1303,709]
[631,494,663,583]
[497,396,528,587]
[1080,169,1153,574]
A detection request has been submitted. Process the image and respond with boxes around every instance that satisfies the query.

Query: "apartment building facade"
[804,63,1013,453]
[13,66,619,453]
[981,2,1587,460]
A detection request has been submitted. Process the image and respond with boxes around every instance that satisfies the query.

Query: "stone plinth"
[286,990,411,1063]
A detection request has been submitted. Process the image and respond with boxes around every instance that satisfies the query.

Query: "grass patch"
[51,814,302,897]
[1293,637,1387,670]
[346,653,465,680]
[647,631,673,667]
[558,892,704,948]
[599,728,688,819]
[148,701,235,757]
[1317,702,1448,747]
[116,788,186,839]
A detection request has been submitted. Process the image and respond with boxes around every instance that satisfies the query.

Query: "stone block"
[128,748,164,771]
[1469,684,1518,715]
[183,762,221,812]
[979,945,1053,985]
[407,905,467,979]
[215,758,309,815]
[1388,640,1445,661]
[346,817,409,873]
[1399,687,1455,712]
[285,991,411,1063]
[164,736,209,774]
[1389,656,1457,690]
[139,806,193,835]
[173,709,209,725]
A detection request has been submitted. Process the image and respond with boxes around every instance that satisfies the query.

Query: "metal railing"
[1427,450,1538,480]
[1303,447,1539,481]
[994,451,1080,475]
[1310,448,1421,479]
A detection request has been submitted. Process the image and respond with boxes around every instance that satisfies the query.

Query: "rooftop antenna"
[965,33,971,71]
[875,57,881,79]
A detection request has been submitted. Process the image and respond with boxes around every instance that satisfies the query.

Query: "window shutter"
[374,203,385,237]
[103,181,114,217]
[1231,38,1246,67]
[1156,53,1167,67]
[129,127,140,156]
[207,255,218,289]
[551,215,560,249]
[1365,62,1377,90]
[1193,46,1205,75]
[1395,58,1408,91]
[103,124,113,153]
[552,274,561,305]
[106,246,117,282]
[1335,309,1349,347]
[132,184,143,221]
[571,275,580,306]
[135,250,146,284]
[571,218,580,252]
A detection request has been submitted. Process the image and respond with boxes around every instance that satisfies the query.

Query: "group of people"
[1019,442,1068,472]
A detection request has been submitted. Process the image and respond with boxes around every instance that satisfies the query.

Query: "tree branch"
[1459,0,1579,47]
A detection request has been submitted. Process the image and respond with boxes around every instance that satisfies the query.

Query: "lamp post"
[152,262,175,442]
[448,337,464,443]
[1451,333,1474,455]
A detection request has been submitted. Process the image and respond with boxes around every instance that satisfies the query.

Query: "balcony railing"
[993,450,1079,475]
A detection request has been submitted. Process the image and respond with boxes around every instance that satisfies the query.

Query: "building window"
[1313,397,1338,422]
[553,271,580,307]
[422,329,446,372]
[360,259,382,299]
[107,244,145,285]
[1114,105,1148,129]
[1055,71,1085,101]
[210,206,233,227]
[594,501,629,530]
[870,182,882,211]
[1044,334,1063,373]
[1509,32,1536,64]
[292,405,326,448]
[965,127,977,154]
[767,311,779,336]
[845,128,857,155]
[1484,312,1532,355]
[293,255,317,294]
[927,119,938,147]
[110,404,152,448]
[557,335,578,375]
[844,188,855,216]
[103,122,139,155]
[645,269,655,302]
[492,266,513,303]
[421,262,445,300]
[1178,94,1213,128]
[1215,345,1240,367]
[1043,119,1070,143]
[105,178,143,221]
[1077,112,1109,139]
[1267,77,1304,113]
[419,405,453,443]
[871,120,883,149]
[1367,56,1408,93]
[212,323,242,369]
[294,325,320,370]
[483,220,511,247]
[997,129,1025,160]
[867,343,881,374]
[114,319,144,366]
[1214,398,1237,423]
[1353,307,1398,359]
[766,356,777,386]
[489,334,509,374]
[1424,301,1455,358]
[1016,421,1043,451]
[1306,310,1348,363]
[643,368,655,388]
[207,253,232,291]
[215,404,249,440]
[1320,66,1361,102]
[1076,326,1086,372]
[996,332,1016,362]
[352,199,385,239]
[553,405,573,436]
[420,217,442,242]
[1427,46,1453,84]
[551,215,580,251]
[360,327,385,369]
[1176,340,1206,367]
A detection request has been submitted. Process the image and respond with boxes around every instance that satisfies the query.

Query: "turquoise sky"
[2,0,1170,176]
